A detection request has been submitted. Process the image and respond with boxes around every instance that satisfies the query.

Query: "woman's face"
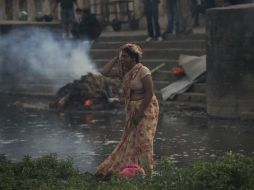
[119,50,135,70]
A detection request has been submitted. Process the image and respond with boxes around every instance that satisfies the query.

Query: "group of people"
[51,0,101,40]
[51,0,207,42]
[143,0,243,41]
[142,0,195,42]
[51,0,251,42]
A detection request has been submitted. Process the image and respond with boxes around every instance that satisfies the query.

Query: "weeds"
[1,153,254,190]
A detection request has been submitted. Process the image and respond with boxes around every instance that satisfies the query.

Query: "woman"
[96,43,159,177]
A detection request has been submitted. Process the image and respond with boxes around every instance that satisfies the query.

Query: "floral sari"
[96,63,159,175]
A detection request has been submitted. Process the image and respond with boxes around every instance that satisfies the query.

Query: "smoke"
[0,27,98,85]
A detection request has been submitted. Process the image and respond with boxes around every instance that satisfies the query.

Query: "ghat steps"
[91,30,207,110]
[0,29,207,111]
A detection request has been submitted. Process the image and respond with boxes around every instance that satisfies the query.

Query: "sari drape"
[96,63,159,175]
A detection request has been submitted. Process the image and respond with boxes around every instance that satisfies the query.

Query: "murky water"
[1,94,254,173]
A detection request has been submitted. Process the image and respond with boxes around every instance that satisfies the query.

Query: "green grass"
[1,152,254,190]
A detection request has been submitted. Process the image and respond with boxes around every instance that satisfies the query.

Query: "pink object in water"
[119,164,145,178]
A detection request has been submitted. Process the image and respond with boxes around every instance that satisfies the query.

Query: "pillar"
[0,1,6,20]
[27,0,35,21]
[43,0,52,14]
[206,4,254,119]
[13,0,19,20]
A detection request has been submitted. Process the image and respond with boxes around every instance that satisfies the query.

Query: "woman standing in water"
[96,43,159,177]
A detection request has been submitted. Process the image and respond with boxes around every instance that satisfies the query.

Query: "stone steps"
[0,83,62,95]
[154,81,206,93]
[0,31,207,109]
[152,70,177,82]
[92,40,206,49]
[0,90,55,99]
[94,59,179,71]
[97,33,206,42]
[91,32,207,107]
[156,90,206,102]
[188,83,206,94]
[90,48,206,60]
[159,100,207,111]
[154,81,172,90]
[175,92,206,103]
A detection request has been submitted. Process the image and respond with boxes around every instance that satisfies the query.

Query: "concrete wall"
[206,3,254,119]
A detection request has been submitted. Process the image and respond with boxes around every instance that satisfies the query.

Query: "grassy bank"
[1,152,254,190]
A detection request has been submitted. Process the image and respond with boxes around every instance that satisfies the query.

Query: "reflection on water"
[0,94,254,172]
[156,114,254,168]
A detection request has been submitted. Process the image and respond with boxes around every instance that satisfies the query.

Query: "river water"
[0,94,254,173]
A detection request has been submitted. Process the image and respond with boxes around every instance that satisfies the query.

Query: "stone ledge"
[0,20,60,25]
[240,112,254,120]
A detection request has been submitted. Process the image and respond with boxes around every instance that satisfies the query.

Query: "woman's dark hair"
[122,47,140,63]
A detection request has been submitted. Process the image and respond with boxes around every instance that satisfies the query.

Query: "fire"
[171,66,185,77]
[83,99,93,106]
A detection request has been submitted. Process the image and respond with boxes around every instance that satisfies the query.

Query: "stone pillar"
[206,4,254,119]
[43,0,51,14]
[0,1,6,20]
[43,0,60,19]
[5,0,13,20]
[27,0,35,21]
[13,0,19,20]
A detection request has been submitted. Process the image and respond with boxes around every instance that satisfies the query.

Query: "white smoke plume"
[0,27,98,85]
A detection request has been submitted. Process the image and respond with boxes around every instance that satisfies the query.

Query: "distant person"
[191,0,202,27]
[51,0,79,39]
[190,0,216,29]
[163,0,180,35]
[143,0,163,42]
[71,8,102,41]
[179,0,193,35]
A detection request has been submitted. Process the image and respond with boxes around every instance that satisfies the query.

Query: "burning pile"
[49,73,123,109]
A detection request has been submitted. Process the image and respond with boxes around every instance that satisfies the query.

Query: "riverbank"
[1,153,254,190]
[1,93,254,174]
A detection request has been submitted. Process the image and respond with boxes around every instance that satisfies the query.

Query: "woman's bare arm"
[100,57,119,77]
[133,75,154,125]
